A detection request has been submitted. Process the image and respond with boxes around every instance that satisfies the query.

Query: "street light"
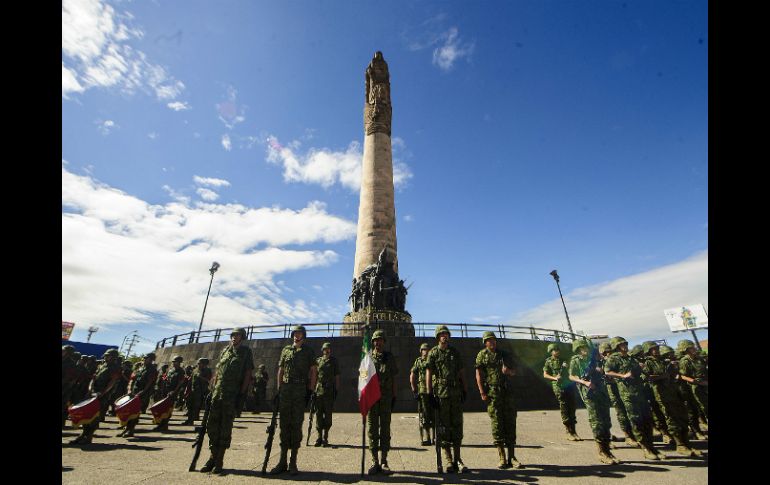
[196,262,220,342]
[549,269,575,338]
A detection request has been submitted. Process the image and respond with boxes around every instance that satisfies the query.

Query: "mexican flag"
[358,325,381,416]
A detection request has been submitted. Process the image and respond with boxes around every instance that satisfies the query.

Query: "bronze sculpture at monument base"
[341,308,414,336]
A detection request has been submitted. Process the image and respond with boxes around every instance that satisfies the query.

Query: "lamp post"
[196,262,220,343]
[549,270,575,338]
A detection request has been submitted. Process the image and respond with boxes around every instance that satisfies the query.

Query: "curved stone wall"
[155,337,580,412]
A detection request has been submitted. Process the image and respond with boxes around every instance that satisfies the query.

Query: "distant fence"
[156,322,583,349]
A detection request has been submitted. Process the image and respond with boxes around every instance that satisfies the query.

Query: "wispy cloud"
[221,134,232,151]
[193,176,231,188]
[62,163,357,328]
[216,85,246,129]
[265,135,413,192]
[513,250,708,344]
[62,0,188,108]
[432,27,475,71]
[96,119,116,135]
[403,15,474,71]
[167,101,190,111]
[196,187,219,201]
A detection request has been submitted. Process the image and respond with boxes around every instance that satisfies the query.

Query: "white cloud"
[96,119,116,135]
[432,27,474,71]
[196,188,219,201]
[62,164,357,328]
[216,85,246,129]
[472,315,502,322]
[221,134,232,151]
[148,132,158,140]
[266,135,413,192]
[403,215,414,222]
[193,176,231,188]
[62,0,185,103]
[167,101,190,111]
[513,250,708,343]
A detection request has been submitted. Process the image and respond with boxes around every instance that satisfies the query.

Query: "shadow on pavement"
[126,435,196,443]
[324,444,427,452]
[461,443,543,449]
[61,442,163,452]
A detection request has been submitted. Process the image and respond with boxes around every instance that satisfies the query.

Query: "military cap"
[677,339,695,353]
[230,327,247,338]
[572,339,590,353]
[659,345,674,356]
[172,354,184,362]
[103,348,119,358]
[599,342,612,354]
[322,342,331,350]
[609,336,628,351]
[629,345,644,357]
[62,345,75,353]
[371,329,386,341]
[435,324,451,338]
[144,352,156,360]
[420,343,430,351]
[197,357,209,364]
[291,325,307,337]
[547,343,559,354]
[642,341,659,355]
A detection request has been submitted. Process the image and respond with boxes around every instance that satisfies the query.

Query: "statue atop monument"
[364,51,392,136]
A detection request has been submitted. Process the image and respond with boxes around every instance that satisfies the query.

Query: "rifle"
[305,392,317,446]
[261,393,280,475]
[581,342,598,398]
[433,395,443,473]
[188,393,212,472]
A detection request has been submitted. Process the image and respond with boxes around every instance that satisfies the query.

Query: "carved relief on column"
[364,51,392,136]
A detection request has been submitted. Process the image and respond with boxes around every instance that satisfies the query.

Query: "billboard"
[664,304,708,333]
[62,321,75,340]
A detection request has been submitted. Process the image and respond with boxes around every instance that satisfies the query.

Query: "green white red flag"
[358,325,381,416]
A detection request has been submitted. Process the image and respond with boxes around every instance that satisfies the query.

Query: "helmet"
[435,325,451,339]
[420,343,430,351]
[659,345,674,356]
[197,358,209,364]
[231,327,247,339]
[72,351,82,360]
[322,342,331,350]
[371,329,386,341]
[572,339,590,353]
[103,349,119,358]
[482,331,497,343]
[144,352,156,360]
[291,325,307,338]
[599,342,612,354]
[609,337,628,351]
[258,364,266,369]
[172,355,184,362]
[547,343,559,354]
[677,339,695,354]
[62,345,75,353]
[629,345,644,357]
[642,341,659,355]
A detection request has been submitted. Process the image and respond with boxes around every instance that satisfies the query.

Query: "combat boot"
[367,449,380,475]
[380,450,392,475]
[603,441,621,464]
[661,432,674,446]
[269,447,288,474]
[675,433,702,457]
[181,417,195,426]
[322,429,330,447]
[212,448,226,474]
[507,444,522,469]
[496,445,510,469]
[568,423,582,441]
[564,424,575,441]
[314,435,323,447]
[288,448,299,475]
[442,447,456,473]
[624,433,640,448]
[596,441,614,464]
[453,444,469,473]
[641,443,661,461]
[116,428,127,437]
[425,427,433,446]
[200,448,218,473]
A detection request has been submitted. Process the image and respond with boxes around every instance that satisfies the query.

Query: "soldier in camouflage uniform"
[599,342,637,446]
[200,327,254,474]
[366,329,398,475]
[269,325,317,476]
[314,342,340,447]
[542,343,580,441]
[62,345,79,428]
[154,364,169,404]
[632,345,673,444]
[70,349,123,445]
[677,339,708,425]
[182,358,212,425]
[410,343,433,446]
[568,339,619,464]
[253,364,269,414]
[109,360,134,417]
[118,352,159,437]
[153,355,186,432]
[604,337,662,460]
[71,353,91,406]
[476,331,521,469]
[667,345,706,439]
[426,325,469,473]
[640,341,702,457]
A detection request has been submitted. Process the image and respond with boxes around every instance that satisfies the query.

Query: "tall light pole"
[86,326,99,343]
[196,262,220,342]
[549,270,575,337]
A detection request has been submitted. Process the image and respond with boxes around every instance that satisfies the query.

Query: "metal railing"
[155,322,583,349]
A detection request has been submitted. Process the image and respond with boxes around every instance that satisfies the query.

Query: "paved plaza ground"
[62,408,707,484]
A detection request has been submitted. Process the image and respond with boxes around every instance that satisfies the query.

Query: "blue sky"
[62,0,708,356]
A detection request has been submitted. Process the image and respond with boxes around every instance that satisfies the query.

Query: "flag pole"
[361,413,366,476]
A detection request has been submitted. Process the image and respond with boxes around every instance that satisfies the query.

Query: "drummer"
[152,355,186,432]
[70,348,122,445]
[118,352,158,438]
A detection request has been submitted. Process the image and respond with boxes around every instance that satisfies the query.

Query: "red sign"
[62,321,75,340]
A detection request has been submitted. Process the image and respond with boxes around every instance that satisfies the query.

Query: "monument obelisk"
[343,51,413,336]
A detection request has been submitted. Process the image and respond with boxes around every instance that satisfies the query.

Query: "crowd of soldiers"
[62,326,707,475]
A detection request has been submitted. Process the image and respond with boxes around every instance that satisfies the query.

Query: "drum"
[149,395,174,424]
[68,396,101,428]
[114,394,142,426]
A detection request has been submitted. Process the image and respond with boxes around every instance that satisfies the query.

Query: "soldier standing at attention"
[426,325,469,473]
[269,325,317,476]
[253,364,269,413]
[153,355,186,432]
[476,331,522,469]
[70,349,122,445]
[542,343,580,441]
[314,342,340,447]
[410,343,433,446]
[366,330,398,475]
[119,352,158,437]
[199,327,254,474]
[182,358,212,425]
[604,337,662,460]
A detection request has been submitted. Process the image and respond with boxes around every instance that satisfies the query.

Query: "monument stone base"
[341,309,414,336]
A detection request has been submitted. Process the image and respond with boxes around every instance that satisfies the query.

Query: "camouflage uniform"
[72,357,92,404]
[154,357,185,431]
[314,343,340,446]
[62,346,78,427]
[632,345,671,442]
[599,342,636,444]
[476,331,520,469]
[184,359,212,424]
[542,343,579,439]
[678,340,708,421]
[569,339,618,464]
[253,365,269,413]
[120,353,158,437]
[427,325,468,473]
[604,337,661,460]
[70,349,122,444]
[367,330,399,473]
[667,346,706,438]
[410,343,433,445]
